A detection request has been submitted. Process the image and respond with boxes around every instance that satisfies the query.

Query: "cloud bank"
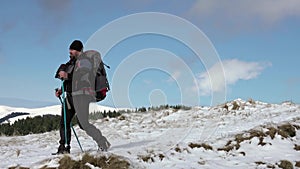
[198,59,271,96]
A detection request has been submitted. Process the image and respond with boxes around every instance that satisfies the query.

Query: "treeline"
[136,104,191,112]
[0,114,61,136]
[89,110,122,120]
[0,110,121,136]
[89,105,191,119]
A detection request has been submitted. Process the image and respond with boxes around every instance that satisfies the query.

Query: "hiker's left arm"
[77,58,92,75]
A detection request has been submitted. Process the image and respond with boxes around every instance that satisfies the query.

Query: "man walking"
[55,40,110,154]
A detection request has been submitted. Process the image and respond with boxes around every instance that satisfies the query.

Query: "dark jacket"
[63,58,76,93]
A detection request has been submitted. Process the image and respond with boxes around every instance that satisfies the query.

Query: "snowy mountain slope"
[0,105,61,122]
[0,103,120,124]
[0,99,299,169]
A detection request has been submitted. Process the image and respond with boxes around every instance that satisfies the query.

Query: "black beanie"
[69,40,83,51]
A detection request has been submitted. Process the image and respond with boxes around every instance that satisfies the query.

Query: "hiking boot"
[98,137,111,152]
[56,144,66,154]
[56,144,70,154]
[65,145,71,153]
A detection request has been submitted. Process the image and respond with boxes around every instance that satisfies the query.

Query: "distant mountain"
[0,97,57,108]
[0,103,120,124]
[0,112,30,123]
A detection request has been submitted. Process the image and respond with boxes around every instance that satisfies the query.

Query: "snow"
[0,103,121,124]
[0,99,299,169]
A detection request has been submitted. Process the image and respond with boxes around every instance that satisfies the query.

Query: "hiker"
[55,40,110,154]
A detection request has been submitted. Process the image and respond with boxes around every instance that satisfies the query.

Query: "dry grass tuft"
[278,160,294,169]
[295,161,300,167]
[278,124,296,138]
[217,122,298,153]
[57,153,130,169]
[294,144,300,151]
[188,143,213,150]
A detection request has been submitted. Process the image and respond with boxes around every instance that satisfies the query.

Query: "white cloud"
[198,59,271,96]
[188,0,300,28]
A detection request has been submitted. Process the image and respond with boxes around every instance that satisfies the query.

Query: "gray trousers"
[72,94,109,148]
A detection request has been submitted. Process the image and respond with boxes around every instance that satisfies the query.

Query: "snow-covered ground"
[0,99,299,169]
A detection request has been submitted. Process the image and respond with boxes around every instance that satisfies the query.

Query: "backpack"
[80,50,110,102]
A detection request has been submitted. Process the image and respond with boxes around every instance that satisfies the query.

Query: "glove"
[55,89,62,97]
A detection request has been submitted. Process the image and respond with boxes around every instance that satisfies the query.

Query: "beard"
[69,55,75,59]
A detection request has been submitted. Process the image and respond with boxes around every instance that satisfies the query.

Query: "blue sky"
[0,0,300,108]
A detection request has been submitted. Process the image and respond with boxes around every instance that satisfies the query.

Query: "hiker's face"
[69,49,80,59]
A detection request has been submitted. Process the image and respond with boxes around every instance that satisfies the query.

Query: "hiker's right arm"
[58,71,68,79]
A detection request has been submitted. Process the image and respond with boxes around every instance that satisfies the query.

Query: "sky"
[0,0,300,108]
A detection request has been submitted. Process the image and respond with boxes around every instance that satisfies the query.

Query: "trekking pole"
[58,85,84,152]
[71,123,83,152]
[61,81,68,148]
